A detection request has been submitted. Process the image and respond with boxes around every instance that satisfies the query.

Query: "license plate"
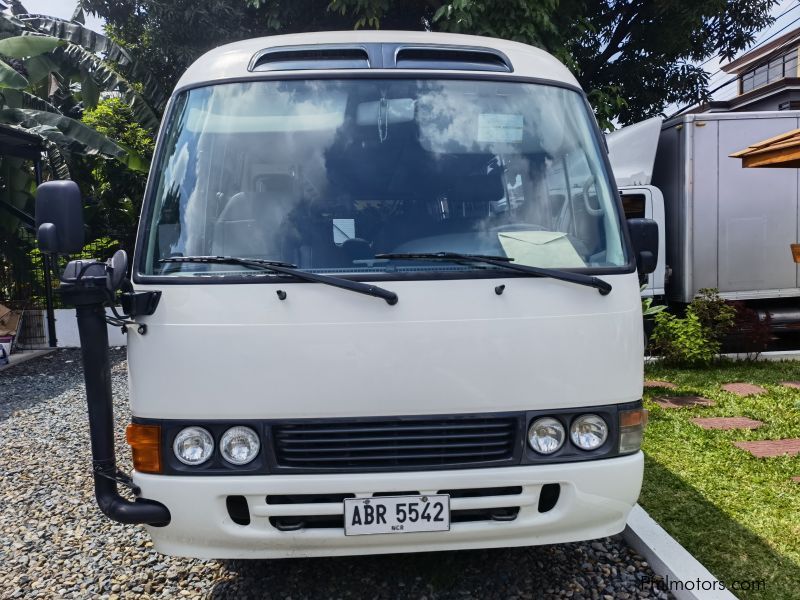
[343,494,450,536]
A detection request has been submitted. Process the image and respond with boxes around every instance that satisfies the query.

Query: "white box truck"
[610,111,800,330]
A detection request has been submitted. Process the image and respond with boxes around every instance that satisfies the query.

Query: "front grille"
[272,416,519,471]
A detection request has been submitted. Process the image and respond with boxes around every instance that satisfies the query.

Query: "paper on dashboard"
[497,231,586,268]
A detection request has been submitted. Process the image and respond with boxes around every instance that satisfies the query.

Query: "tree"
[73,97,154,253]
[0,1,161,307]
[81,0,777,127]
[550,0,777,124]
[79,0,435,93]
[0,1,161,239]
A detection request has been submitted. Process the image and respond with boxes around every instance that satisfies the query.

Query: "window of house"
[740,48,799,94]
[785,51,798,77]
[768,57,783,83]
[753,64,768,87]
[742,71,754,93]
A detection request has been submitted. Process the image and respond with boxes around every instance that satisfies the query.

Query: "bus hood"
[127,274,643,419]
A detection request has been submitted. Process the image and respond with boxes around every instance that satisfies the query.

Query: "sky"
[19,0,105,33]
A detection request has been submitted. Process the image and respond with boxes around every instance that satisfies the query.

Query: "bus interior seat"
[212,187,298,259]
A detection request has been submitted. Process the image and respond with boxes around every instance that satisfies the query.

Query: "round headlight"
[528,417,565,454]
[173,427,214,465]
[570,414,608,450]
[220,426,260,465]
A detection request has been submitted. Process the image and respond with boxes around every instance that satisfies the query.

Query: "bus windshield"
[140,79,627,277]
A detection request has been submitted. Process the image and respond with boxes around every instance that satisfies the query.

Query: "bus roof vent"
[394,45,512,72]
[250,45,371,72]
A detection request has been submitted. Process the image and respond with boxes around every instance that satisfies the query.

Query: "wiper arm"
[159,256,399,305]
[374,252,611,296]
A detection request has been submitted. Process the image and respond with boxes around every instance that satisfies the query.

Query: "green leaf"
[0,153,35,232]
[9,1,28,16]
[0,58,28,88]
[0,88,62,113]
[71,5,85,25]
[0,108,149,174]
[22,53,58,84]
[114,140,149,173]
[45,140,70,179]
[0,107,125,158]
[18,14,167,113]
[80,69,99,109]
[51,43,161,131]
[0,34,62,58]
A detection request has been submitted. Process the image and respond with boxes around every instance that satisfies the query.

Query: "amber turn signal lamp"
[620,408,648,428]
[126,423,162,474]
[791,243,800,264]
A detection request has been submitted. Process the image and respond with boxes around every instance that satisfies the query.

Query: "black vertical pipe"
[33,158,42,185]
[73,296,170,525]
[76,303,116,469]
[33,159,57,348]
[42,254,57,347]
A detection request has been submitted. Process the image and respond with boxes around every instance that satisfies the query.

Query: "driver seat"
[212,190,297,259]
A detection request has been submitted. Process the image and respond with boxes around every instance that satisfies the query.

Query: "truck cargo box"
[653,111,800,303]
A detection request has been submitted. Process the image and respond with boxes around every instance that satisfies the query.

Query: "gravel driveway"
[0,349,671,599]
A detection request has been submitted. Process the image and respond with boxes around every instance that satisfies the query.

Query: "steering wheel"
[582,178,604,217]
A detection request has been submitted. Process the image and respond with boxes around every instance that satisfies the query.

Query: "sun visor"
[416,89,565,155]
[605,116,662,187]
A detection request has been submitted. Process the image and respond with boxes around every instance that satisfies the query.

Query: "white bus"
[36,30,657,559]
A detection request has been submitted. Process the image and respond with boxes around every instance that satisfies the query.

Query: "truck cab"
[36,31,656,559]
[607,117,667,299]
[619,186,666,297]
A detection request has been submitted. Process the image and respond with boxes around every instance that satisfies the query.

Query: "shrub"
[650,289,736,367]
[689,288,737,343]
[727,301,772,359]
[651,310,718,366]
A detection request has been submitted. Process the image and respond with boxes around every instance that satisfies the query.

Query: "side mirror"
[627,218,658,276]
[35,180,84,254]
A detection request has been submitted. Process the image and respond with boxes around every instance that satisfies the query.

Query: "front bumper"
[135,452,643,559]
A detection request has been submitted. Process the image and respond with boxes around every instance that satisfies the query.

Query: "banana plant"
[0,0,160,260]
[0,1,164,167]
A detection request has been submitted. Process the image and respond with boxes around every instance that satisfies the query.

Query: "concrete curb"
[0,348,54,372]
[624,504,737,600]
[718,349,800,361]
[646,349,800,363]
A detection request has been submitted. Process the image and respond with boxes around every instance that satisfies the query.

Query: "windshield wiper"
[374,252,611,296]
[159,256,398,305]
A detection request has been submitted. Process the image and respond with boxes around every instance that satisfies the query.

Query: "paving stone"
[643,380,677,390]
[734,439,800,458]
[691,417,763,430]
[652,396,714,409]
[781,381,800,389]
[721,383,765,396]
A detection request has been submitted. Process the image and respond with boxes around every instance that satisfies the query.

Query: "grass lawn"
[641,359,800,599]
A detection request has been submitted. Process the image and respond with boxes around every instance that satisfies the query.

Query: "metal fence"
[0,228,119,348]
[0,226,51,347]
